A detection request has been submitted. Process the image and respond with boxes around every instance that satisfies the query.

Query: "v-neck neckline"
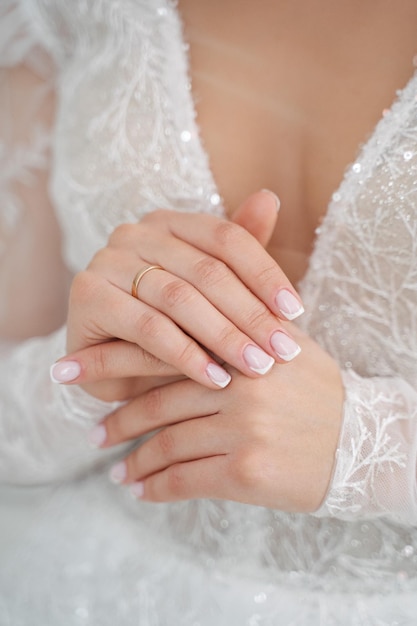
[175,4,417,291]
[299,67,417,297]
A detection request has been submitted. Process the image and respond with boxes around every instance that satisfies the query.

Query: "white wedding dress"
[1,1,417,624]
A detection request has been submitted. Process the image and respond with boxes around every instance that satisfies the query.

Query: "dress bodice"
[1,1,417,623]
[41,0,417,583]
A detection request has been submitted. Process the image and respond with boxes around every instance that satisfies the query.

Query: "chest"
[179,0,417,284]
[46,0,417,380]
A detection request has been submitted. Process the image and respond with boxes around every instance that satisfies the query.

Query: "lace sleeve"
[314,368,417,525]
[0,4,127,485]
[0,325,125,485]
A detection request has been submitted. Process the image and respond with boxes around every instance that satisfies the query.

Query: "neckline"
[175,5,417,288]
[300,66,417,293]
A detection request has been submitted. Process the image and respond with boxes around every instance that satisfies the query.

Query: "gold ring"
[131,265,164,298]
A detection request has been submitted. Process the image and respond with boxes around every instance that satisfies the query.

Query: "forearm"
[0,63,71,340]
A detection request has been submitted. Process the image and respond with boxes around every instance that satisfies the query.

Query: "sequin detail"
[1,0,417,624]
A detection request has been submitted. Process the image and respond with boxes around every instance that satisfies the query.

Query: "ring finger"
[101,250,301,373]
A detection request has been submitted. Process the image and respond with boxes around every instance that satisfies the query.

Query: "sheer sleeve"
[0,328,124,485]
[0,58,122,485]
[0,3,124,485]
[314,369,417,525]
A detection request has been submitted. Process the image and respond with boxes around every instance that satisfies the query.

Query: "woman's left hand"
[93,324,344,513]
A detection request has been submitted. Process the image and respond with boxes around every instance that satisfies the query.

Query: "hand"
[52,191,304,401]
[90,325,344,513]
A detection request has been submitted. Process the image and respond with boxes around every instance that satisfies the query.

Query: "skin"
[99,325,343,512]
[66,193,305,398]
[5,1,417,511]
[181,0,417,284]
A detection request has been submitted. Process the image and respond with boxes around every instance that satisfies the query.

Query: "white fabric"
[1,1,417,624]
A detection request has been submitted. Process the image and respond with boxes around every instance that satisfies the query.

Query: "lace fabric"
[315,370,417,524]
[1,0,417,624]
[0,326,123,485]
[300,71,417,525]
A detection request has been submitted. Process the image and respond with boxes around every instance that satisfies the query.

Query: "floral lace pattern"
[299,72,417,525]
[315,371,417,523]
[1,1,417,624]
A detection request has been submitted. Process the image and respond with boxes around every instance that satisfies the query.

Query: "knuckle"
[255,262,279,287]
[242,302,271,331]
[69,271,98,305]
[167,464,186,498]
[107,410,129,442]
[157,428,176,458]
[216,324,240,351]
[108,222,135,246]
[160,279,194,309]
[234,450,264,489]
[90,342,108,379]
[136,311,163,340]
[142,386,163,420]
[194,256,229,289]
[126,451,141,480]
[143,479,157,502]
[141,348,172,374]
[175,339,200,368]
[247,418,271,444]
[213,220,245,248]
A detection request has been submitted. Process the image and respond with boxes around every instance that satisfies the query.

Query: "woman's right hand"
[53,191,304,401]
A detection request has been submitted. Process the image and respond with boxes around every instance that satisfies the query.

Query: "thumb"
[230,189,280,247]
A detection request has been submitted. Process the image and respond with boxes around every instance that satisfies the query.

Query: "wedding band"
[131,265,164,298]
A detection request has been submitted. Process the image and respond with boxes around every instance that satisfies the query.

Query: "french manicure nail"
[270,331,301,362]
[206,362,232,388]
[109,461,127,484]
[275,289,305,321]
[130,482,145,499]
[243,345,275,375]
[50,360,81,383]
[261,189,281,212]
[88,424,107,448]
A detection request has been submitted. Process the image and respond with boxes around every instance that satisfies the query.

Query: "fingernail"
[270,331,301,362]
[109,461,127,484]
[50,360,81,383]
[88,424,107,448]
[129,482,144,499]
[243,345,275,375]
[261,189,281,212]
[275,289,304,321]
[206,362,232,388]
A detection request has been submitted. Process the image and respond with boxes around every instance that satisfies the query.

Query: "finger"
[99,378,220,447]
[68,272,232,389]
[127,268,300,374]
[110,415,231,484]
[144,210,304,321]
[71,269,281,382]
[129,455,233,502]
[100,239,301,372]
[51,340,183,402]
[51,340,179,384]
[231,189,279,248]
